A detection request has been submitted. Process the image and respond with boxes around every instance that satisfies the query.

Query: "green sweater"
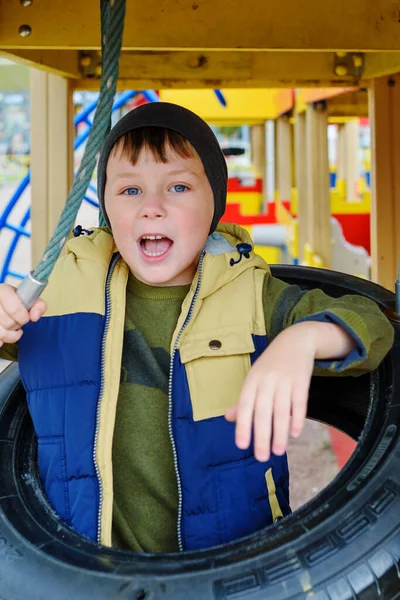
[0,270,394,553]
[112,275,190,552]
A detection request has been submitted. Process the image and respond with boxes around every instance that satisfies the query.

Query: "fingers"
[234,378,258,451]
[271,383,292,457]
[232,378,309,463]
[290,379,309,438]
[0,284,30,328]
[0,305,20,331]
[225,404,238,422]
[0,324,23,345]
[253,384,275,461]
[0,284,46,346]
[29,298,47,322]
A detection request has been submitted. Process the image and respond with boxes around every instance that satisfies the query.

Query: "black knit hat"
[97,101,228,233]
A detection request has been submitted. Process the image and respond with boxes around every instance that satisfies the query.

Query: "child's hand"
[0,283,46,347]
[225,323,314,462]
[225,320,356,462]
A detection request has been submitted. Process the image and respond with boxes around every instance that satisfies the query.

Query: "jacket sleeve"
[0,342,18,363]
[262,273,394,376]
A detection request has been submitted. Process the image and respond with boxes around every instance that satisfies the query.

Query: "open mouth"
[138,234,174,259]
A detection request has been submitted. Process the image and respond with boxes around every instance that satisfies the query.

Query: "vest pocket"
[179,324,255,421]
[215,456,288,544]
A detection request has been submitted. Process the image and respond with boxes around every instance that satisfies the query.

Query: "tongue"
[143,238,172,254]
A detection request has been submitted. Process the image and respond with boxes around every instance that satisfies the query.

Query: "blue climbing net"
[0,90,158,283]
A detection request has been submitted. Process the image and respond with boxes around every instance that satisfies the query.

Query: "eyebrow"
[167,169,201,178]
[110,169,201,183]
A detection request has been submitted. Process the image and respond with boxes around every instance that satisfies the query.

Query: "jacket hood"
[198,222,270,299]
[64,223,270,299]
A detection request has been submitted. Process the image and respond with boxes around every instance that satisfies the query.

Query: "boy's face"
[104,143,214,286]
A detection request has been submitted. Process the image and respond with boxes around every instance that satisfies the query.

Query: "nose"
[140,194,167,219]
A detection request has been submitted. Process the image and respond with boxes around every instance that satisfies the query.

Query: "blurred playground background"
[0,56,373,508]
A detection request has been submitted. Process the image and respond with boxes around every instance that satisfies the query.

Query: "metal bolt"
[352,54,363,68]
[18,24,32,37]
[335,64,348,77]
[20,0,33,5]
[335,51,347,58]
[95,63,102,77]
[80,55,92,68]
[188,55,207,69]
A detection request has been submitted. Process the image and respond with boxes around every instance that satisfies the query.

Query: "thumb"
[225,404,238,422]
[29,298,47,322]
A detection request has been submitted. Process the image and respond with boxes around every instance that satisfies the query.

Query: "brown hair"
[111,126,197,165]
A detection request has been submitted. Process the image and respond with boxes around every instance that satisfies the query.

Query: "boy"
[0,102,394,554]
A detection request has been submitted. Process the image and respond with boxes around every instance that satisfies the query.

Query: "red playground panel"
[328,427,357,470]
[221,201,290,226]
[223,199,371,256]
[227,177,263,193]
[333,213,371,254]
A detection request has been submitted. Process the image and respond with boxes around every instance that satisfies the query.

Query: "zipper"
[168,251,206,552]
[93,251,120,544]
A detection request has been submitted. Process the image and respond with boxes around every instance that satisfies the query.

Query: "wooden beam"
[0,49,80,78]
[71,51,362,91]
[1,47,400,89]
[30,70,74,267]
[305,104,331,268]
[2,0,400,51]
[364,52,400,79]
[296,88,357,111]
[326,90,368,118]
[159,89,292,125]
[369,75,400,291]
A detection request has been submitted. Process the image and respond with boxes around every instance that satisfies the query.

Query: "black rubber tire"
[0,265,399,600]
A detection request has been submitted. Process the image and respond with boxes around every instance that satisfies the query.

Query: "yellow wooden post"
[344,120,359,201]
[294,112,307,262]
[305,103,331,267]
[369,75,400,291]
[30,69,74,267]
[336,123,346,199]
[275,116,292,202]
[250,123,266,208]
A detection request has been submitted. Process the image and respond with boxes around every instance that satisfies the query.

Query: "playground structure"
[1,1,399,293]
[0,4,400,599]
[158,89,372,273]
[0,82,373,285]
[0,64,380,472]
[0,0,395,481]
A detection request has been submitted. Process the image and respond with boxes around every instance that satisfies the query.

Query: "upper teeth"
[142,235,165,240]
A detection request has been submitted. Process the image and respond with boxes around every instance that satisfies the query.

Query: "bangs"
[111,126,197,164]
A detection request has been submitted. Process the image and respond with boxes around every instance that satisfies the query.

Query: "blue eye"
[170,184,188,193]
[123,187,141,195]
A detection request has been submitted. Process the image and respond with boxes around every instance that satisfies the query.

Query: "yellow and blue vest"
[18,223,293,550]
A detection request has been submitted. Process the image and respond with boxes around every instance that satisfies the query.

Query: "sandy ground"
[0,181,342,512]
[287,419,339,510]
